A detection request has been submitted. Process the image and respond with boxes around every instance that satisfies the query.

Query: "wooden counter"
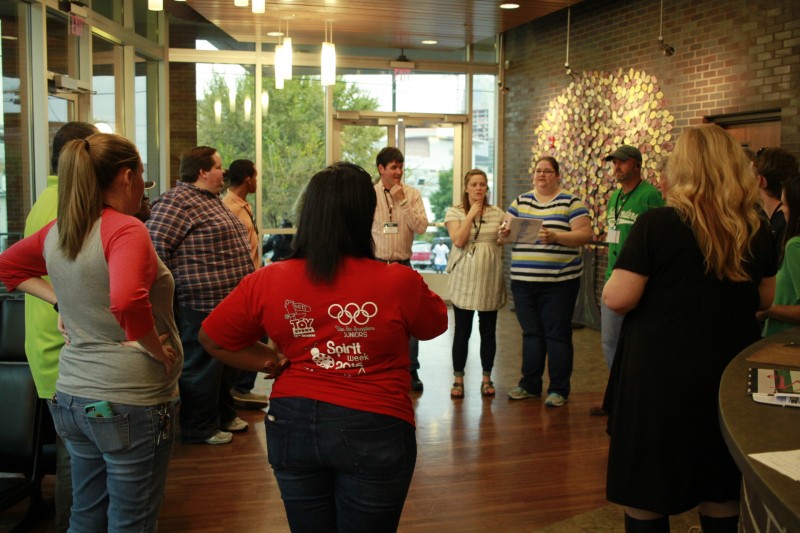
[719,330,800,532]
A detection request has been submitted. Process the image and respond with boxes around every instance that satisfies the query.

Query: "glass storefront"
[135,53,160,188]
[92,34,117,132]
[0,2,31,249]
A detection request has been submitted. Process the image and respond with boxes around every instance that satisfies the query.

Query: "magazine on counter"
[748,367,800,408]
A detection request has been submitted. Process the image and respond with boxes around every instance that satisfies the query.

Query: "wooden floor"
[2,307,639,532]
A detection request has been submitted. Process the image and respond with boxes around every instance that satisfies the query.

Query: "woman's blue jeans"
[266,397,417,533]
[511,277,581,398]
[48,392,176,533]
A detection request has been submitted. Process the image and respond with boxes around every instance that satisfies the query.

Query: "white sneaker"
[224,417,249,432]
[545,392,567,407]
[204,430,233,445]
[230,389,269,407]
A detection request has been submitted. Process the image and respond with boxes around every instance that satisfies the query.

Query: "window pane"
[135,53,159,190]
[258,67,323,228]
[339,70,466,114]
[134,0,161,42]
[340,125,386,175]
[473,36,497,63]
[92,34,116,132]
[0,2,32,251]
[405,125,453,229]
[92,0,123,24]
[46,9,79,78]
[473,74,497,204]
[167,12,254,51]
[195,62,256,208]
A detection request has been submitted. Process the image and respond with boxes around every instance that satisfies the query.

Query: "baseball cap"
[144,180,156,190]
[604,145,642,163]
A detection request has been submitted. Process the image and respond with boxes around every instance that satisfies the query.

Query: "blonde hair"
[666,124,761,281]
[57,133,141,260]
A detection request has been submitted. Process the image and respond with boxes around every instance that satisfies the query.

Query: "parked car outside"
[410,241,434,270]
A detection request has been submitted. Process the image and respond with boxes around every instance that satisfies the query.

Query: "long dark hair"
[291,162,376,283]
[780,175,800,265]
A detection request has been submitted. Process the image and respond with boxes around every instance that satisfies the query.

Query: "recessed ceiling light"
[421,40,438,45]
[500,3,520,9]
[267,31,284,37]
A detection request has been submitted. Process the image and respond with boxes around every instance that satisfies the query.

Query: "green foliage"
[197,72,383,228]
[429,168,453,224]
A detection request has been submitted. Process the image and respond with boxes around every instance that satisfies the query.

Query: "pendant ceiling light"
[273,19,285,89]
[274,41,285,89]
[658,0,675,56]
[321,21,336,87]
[234,0,248,7]
[252,0,265,14]
[148,0,163,11]
[283,22,293,81]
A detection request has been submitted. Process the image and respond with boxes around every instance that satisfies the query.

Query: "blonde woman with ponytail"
[0,133,181,532]
[602,124,777,533]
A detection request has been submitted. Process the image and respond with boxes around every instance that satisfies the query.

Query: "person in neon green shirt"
[23,121,97,532]
[762,173,800,337]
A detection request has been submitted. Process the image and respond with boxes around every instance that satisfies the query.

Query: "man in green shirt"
[23,121,97,531]
[591,145,664,416]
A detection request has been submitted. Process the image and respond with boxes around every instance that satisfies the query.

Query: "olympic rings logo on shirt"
[328,302,378,326]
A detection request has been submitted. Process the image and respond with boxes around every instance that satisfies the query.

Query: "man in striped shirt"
[371,147,429,390]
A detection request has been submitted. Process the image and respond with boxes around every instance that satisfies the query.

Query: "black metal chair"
[0,297,46,531]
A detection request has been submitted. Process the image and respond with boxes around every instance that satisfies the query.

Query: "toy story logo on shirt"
[328,302,377,338]
[284,299,315,338]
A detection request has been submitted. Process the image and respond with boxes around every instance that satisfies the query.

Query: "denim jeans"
[177,305,238,442]
[233,370,258,394]
[233,336,270,393]
[55,434,72,532]
[452,306,498,375]
[266,397,417,533]
[48,392,176,533]
[511,277,581,397]
[600,299,625,370]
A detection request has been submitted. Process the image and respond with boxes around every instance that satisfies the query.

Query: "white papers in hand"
[505,216,544,244]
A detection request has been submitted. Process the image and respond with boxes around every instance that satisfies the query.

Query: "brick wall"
[167,20,199,185]
[503,0,800,316]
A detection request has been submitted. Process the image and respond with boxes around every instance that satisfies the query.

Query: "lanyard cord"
[469,209,484,254]
[613,181,642,223]
[244,203,258,233]
[383,189,394,222]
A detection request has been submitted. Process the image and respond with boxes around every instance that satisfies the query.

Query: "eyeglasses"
[755,147,767,160]
[534,169,555,175]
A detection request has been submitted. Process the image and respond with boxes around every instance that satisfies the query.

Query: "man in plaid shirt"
[147,146,255,445]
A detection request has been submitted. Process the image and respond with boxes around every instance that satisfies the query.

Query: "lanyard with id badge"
[383,189,399,234]
[608,182,640,244]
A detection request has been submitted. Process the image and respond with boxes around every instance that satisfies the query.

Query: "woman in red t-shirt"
[200,162,447,532]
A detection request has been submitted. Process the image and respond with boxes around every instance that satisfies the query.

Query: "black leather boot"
[699,513,738,533]
[624,513,669,533]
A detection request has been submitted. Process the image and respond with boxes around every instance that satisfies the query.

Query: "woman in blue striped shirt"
[500,156,592,407]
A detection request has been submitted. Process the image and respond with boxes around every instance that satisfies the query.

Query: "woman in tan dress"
[445,169,507,398]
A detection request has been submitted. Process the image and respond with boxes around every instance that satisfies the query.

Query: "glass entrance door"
[333,112,465,283]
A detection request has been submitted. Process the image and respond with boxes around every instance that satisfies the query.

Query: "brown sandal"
[480,380,496,396]
[450,381,464,398]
